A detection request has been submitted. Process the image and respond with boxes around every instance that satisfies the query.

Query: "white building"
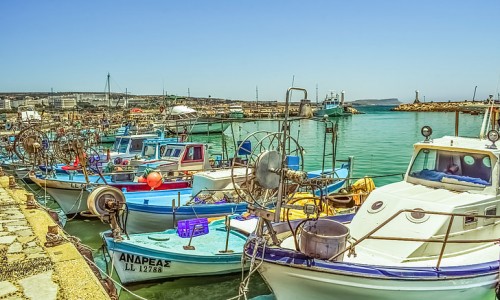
[49,96,77,109]
[0,98,11,110]
[10,98,26,109]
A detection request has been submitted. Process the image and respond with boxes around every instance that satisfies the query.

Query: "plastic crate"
[177,218,209,238]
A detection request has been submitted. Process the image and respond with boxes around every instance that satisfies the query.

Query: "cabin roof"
[414,136,500,156]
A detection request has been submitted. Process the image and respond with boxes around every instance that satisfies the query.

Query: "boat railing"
[329,208,500,269]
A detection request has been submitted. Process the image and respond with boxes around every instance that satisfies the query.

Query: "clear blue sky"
[1,0,499,103]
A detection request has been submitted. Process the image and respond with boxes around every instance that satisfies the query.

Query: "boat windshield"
[142,145,156,159]
[162,146,183,158]
[408,148,492,186]
[115,138,130,153]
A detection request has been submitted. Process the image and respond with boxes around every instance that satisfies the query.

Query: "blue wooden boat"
[102,217,248,284]
[122,161,349,234]
[123,186,248,234]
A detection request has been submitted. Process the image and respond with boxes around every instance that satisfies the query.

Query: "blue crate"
[177,218,209,238]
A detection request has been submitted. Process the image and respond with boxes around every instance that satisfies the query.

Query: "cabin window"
[406,208,430,223]
[463,211,478,229]
[130,138,145,152]
[142,145,156,158]
[368,200,386,214]
[163,148,173,157]
[184,146,203,162]
[408,149,492,186]
[172,149,182,157]
[159,146,167,156]
[116,138,130,153]
[484,206,497,226]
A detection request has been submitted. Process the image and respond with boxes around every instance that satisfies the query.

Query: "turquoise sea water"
[48,106,489,299]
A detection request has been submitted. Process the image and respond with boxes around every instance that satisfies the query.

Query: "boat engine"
[87,186,127,241]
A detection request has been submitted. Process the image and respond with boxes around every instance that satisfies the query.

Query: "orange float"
[147,172,163,189]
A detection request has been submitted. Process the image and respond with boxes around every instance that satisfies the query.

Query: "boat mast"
[316,84,318,105]
[256,85,259,113]
[107,72,111,107]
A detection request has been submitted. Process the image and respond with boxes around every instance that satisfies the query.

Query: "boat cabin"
[104,133,159,162]
[129,137,180,166]
[136,142,211,173]
[346,130,500,264]
[406,136,496,193]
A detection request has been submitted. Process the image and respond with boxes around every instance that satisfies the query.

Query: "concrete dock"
[0,176,111,300]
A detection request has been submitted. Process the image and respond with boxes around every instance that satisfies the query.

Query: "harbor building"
[0,98,12,110]
[49,95,77,109]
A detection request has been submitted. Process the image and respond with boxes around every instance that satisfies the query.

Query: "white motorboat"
[163,105,229,134]
[247,119,500,299]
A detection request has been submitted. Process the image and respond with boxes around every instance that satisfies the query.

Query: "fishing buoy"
[114,166,123,172]
[122,159,130,165]
[137,176,147,183]
[114,157,123,165]
[5,122,12,131]
[147,171,163,189]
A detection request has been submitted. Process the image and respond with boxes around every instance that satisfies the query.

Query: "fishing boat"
[17,105,42,125]
[228,105,245,119]
[246,117,500,299]
[163,105,230,134]
[122,134,350,234]
[313,90,348,117]
[101,217,249,284]
[103,132,159,162]
[131,139,212,174]
[122,168,249,233]
[29,171,190,215]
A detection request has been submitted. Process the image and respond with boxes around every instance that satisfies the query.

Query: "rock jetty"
[391,101,491,113]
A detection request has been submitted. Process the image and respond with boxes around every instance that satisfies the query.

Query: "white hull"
[109,246,244,284]
[258,261,497,300]
[125,210,175,234]
[31,177,89,214]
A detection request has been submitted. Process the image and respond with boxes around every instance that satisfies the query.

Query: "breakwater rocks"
[391,101,489,113]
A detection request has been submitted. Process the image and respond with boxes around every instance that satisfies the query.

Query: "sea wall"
[391,101,490,112]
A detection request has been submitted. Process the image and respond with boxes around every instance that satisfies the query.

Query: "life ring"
[5,122,12,131]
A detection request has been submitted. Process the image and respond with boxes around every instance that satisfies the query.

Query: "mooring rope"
[81,255,148,300]
[227,236,267,300]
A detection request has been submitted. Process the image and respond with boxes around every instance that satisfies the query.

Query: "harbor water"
[24,106,487,300]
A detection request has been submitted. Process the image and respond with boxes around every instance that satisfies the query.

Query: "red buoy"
[147,172,163,189]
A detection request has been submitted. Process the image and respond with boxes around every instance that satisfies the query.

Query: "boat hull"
[257,260,497,300]
[313,106,344,117]
[167,120,230,134]
[103,220,248,284]
[125,202,248,233]
[31,176,190,215]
